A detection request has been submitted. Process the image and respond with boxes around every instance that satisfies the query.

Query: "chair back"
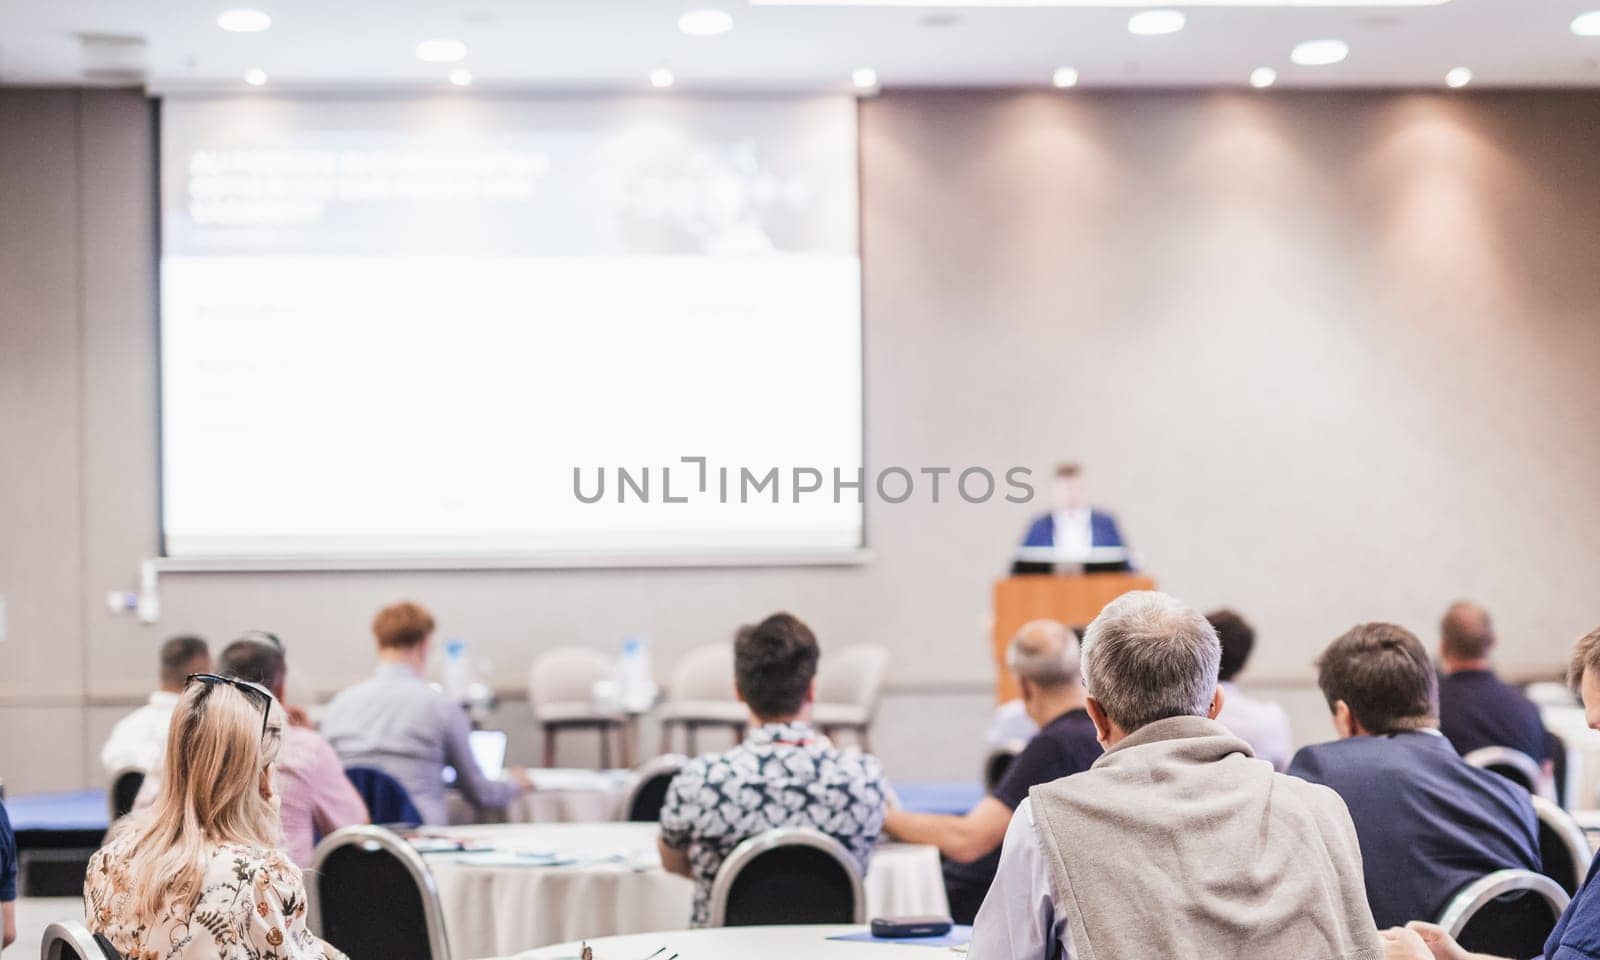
[622,754,687,822]
[1436,868,1568,958]
[984,743,1024,791]
[528,647,615,717]
[107,768,145,821]
[40,921,121,960]
[667,644,737,702]
[309,825,450,960]
[1532,794,1594,895]
[815,645,891,714]
[344,766,423,827]
[708,827,865,927]
[1463,746,1555,800]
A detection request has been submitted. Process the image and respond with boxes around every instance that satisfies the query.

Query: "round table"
[418,823,951,960]
[498,925,969,960]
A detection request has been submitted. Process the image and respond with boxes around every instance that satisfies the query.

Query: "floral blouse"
[85,832,347,960]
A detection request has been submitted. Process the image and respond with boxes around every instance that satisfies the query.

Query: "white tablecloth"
[419,823,950,960]
[501,925,967,960]
[1544,704,1600,808]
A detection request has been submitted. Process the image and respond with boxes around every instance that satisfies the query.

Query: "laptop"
[442,729,508,786]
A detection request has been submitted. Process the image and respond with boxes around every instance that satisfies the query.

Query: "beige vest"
[1029,716,1382,960]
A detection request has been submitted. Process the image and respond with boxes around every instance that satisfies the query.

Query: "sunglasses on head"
[186,673,275,742]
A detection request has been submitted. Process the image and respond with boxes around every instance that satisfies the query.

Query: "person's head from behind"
[1207,609,1255,684]
[734,612,820,724]
[1080,591,1223,748]
[1567,626,1600,731]
[1439,600,1495,669]
[373,600,435,669]
[1316,622,1436,738]
[123,676,284,924]
[158,634,211,694]
[219,634,289,701]
[1051,462,1086,512]
[1007,620,1083,723]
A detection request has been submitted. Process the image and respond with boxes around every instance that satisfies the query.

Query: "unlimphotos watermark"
[573,458,1038,505]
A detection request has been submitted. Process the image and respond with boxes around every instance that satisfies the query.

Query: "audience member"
[886,620,1100,923]
[218,634,369,865]
[1290,622,1539,930]
[1207,608,1293,770]
[1436,600,1551,765]
[101,634,210,774]
[1380,625,1600,960]
[1,796,15,954]
[658,612,887,927]
[973,591,1380,960]
[321,601,528,825]
[85,676,346,959]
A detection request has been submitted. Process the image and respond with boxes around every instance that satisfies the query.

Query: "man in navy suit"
[1021,462,1126,554]
[1289,622,1540,930]
[1435,600,1552,766]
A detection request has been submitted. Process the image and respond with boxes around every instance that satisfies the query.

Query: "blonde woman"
[84,674,347,960]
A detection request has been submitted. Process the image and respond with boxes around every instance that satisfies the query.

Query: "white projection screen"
[159,95,863,563]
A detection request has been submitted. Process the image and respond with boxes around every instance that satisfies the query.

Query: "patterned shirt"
[659,721,887,926]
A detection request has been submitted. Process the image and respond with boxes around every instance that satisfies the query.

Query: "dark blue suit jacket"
[1288,731,1540,930]
[1022,509,1125,549]
[1437,669,1551,763]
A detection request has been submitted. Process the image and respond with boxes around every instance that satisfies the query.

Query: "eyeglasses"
[186,673,275,742]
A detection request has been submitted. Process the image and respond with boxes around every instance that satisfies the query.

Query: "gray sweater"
[1029,715,1383,960]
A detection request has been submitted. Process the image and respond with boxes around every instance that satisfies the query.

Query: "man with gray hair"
[971,591,1381,960]
[886,619,1101,923]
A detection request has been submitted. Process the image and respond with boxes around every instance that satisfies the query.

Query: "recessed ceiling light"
[1290,39,1349,66]
[853,66,879,88]
[449,68,473,86]
[1051,66,1079,88]
[1249,66,1277,88]
[217,8,271,33]
[243,67,268,86]
[678,9,734,35]
[415,39,468,63]
[650,66,675,88]
[1572,11,1600,36]
[1444,66,1472,88]
[1128,9,1186,36]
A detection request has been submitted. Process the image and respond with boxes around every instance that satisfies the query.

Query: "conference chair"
[528,646,626,768]
[1463,746,1557,802]
[344,766,424,827]
[983,742,1025,792]
[1532,794,1595,896]
[1548,729,1571,808]
[106,767,145,821]
[39,920,121,960]
[621,754,688,822]
[657,643,746,755]
[309,825,451,960]
[812,645,891,751]
[707,827,866,927]
[1436,869,1569,958]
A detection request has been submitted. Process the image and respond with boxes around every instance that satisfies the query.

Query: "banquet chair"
[707,827,865,927]
[1548,729,1571,808]
[622,754,688,822]
[1436,868,1569,958]
[983,743,1025,791]
[309,825,451,960]
[529,647,625,768]
[39,920,121,960]
[1463,746,1557,801]
[812,645,891,751]
[344,766,424,827]
[1532,794,1594,896]
[107,767,145,821]
[657,643,746,755]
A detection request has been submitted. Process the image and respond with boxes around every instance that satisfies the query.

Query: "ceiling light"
[678,9,734,35]
[1051,66,1079,88]
[1128,9,1185,35]
[415,39,468,63]
[853,66,879,88]
[1444,66,1472,88]
[1572,11,1600,36]
[1249,66,1276,88]
[243,67,268,86]
[1290,39,1349,66]
[217,9,271,32]
[449,69,473,86]
[650,66,675,88]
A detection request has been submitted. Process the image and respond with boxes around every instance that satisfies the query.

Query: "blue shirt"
[1546,859,1600,958]
[1437,669,1551,763]
[0,798,16,902]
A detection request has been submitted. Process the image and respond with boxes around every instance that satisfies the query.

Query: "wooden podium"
[992,573,1155,702]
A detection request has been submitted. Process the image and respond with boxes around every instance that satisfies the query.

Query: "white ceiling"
[1,0,1598,92]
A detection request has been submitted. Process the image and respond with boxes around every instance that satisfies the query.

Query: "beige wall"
[3,88,1599,793]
